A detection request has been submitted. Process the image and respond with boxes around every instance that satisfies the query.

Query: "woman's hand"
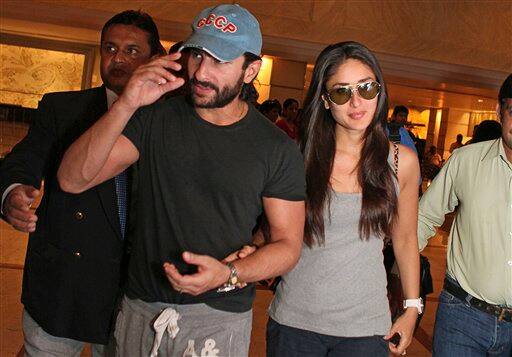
[384,308,418,355]
[222,244,258,263]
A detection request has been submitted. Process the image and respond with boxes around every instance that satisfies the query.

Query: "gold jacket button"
[75,211,84,220]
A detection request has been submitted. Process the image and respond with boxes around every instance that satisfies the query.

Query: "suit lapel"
[92,87,123,240]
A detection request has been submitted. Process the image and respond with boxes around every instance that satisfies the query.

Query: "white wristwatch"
[403,298,423,314]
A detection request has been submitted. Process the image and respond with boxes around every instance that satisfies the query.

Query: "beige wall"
[0,43,86,109]
[268,58,307,106]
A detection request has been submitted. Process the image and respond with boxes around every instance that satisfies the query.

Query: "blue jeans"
[266,318,388,357]
[433,289,512,356]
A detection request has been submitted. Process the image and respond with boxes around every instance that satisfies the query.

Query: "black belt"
[444,278,512,322]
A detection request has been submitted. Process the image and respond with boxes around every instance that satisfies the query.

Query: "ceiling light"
[477,99,483,103]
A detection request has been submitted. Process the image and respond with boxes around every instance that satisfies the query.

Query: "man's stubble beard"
[188,73,245,109]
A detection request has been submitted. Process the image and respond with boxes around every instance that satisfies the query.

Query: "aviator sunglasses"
[325,81,381,105]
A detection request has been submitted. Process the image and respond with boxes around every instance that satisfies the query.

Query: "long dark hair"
[300,41,397,246]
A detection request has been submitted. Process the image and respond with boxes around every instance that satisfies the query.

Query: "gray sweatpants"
[114,296,252,357]
[22,310,109,357]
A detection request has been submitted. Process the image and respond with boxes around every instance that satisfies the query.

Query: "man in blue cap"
[57,4,306,356]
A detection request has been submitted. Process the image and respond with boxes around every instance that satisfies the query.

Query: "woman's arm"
[386,143,421,355]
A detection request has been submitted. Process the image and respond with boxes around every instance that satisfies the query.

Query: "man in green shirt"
[418,73,512,356]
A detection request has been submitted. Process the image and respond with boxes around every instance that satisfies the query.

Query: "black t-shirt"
[122,96,305,312]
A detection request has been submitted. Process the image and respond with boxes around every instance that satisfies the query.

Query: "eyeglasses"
[325,81,381,105]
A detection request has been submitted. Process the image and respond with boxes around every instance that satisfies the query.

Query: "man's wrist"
[1,183,22,215]
[227,262,240,285]
[217,261,244,293]
[222,262,232,284]
[111,97,138,118]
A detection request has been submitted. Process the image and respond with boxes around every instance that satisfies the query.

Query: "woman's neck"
[335,126,364,154]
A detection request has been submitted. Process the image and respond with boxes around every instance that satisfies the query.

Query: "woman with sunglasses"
[267,41,421,356]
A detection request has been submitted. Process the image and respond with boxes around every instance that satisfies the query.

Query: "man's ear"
[243,59,262,83]
[496,103,502,122]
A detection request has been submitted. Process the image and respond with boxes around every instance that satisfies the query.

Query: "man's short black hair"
[101,10,163,56]
[392,105,409,117]
[240,52,262,102]
[168,41,183,55]
[498,74,512,111]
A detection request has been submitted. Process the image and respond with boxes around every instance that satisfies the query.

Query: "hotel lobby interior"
[1,1,510,356]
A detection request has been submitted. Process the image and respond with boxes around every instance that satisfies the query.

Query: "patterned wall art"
[0,44,85,108]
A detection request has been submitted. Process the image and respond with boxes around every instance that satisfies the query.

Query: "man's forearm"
[57,101,136,193]
[233,198,305,283]
[232,237,301,284]
[417,157,458,251]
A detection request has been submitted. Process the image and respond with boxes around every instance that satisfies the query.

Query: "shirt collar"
[499,139,512,169]
[482,138,512,167]
[105,87,118,109]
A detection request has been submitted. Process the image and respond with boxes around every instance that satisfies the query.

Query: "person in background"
[422,145,442,181]
[0,10,162,356]
[267,41,421,357]
[259,99,281,122]
[425,145,442,167]
[388,105,418,155]
[276,98,299,140]
[418,73,512,356]
[448,133,464,153]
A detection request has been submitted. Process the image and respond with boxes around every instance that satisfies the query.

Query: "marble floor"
[0,215,448,356]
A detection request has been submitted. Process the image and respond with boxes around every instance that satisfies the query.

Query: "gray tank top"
[269,153,398,337]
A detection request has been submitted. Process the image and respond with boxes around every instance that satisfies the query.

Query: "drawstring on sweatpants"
[150,307,180,357]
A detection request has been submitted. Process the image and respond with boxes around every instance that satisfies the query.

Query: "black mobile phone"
[389,332,401,346]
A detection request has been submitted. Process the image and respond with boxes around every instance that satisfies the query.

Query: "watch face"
[228,263,239,285]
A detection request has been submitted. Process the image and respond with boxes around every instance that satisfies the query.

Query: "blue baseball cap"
[180,4,262,62]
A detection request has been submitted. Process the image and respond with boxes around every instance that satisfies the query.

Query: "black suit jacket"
[0,86,125,344]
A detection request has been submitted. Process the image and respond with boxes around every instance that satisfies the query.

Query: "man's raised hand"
[116,53,185,111]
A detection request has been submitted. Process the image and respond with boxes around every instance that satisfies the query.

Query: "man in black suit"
[0,10,163,356]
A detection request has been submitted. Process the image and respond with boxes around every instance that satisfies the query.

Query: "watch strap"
[403,298,424,314]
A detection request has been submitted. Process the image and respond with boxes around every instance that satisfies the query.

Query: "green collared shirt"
[418,138,512,307]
